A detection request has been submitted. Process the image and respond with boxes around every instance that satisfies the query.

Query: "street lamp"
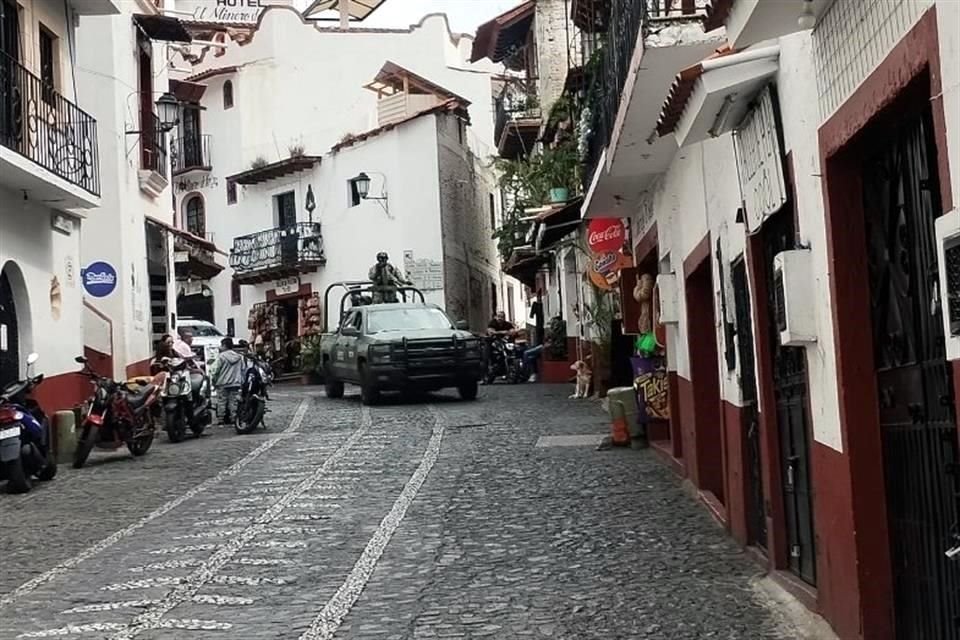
[353,171,390,216]
[354,172,371,199]
[156,92,181,131]
[797,0,816,29]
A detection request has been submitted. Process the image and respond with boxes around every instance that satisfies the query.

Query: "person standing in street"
[211,337,244,425]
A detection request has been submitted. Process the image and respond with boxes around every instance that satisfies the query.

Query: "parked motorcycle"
[484,336,529,385]
[0,353,57,493]
[160,356,212,443]
[235,354,273,435]
[73,357,163,469]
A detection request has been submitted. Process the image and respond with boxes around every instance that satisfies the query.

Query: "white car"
[176,318,225,371]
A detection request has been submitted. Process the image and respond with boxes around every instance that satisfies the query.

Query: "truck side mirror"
[455,320,468,330]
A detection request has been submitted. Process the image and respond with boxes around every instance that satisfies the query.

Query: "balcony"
[579,0,723,218]
[171,134,212,176]
[495,90,542,160]
[230,222,326,284]
[0,51,101,208]
[704,0,831,49]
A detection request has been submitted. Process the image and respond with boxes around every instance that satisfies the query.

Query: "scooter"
[235,354,273,435]
[0,353,57,493]
[160,356,211,443]
[72,356,163,469]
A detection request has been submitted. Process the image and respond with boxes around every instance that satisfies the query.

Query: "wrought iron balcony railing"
[140,112,167,178]
[580,0,703,189]
[0,50,101,196]
[494,90,542,150]
[230,222,326,281]
[171,134,212,175]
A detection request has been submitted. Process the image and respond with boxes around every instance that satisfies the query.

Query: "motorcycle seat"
[126,385,156,409]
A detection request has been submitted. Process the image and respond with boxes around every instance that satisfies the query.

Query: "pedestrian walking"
[210,337,244,425]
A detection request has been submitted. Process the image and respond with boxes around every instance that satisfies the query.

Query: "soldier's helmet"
[376,252,388,262]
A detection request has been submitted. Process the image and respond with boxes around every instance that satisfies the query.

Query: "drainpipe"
[700,45,781,72]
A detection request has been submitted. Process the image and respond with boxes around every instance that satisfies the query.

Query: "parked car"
[176,318,224,371]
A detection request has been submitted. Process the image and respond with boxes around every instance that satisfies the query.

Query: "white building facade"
[165,8,521,365]
[577,0,960,637]
[0,0,115,412]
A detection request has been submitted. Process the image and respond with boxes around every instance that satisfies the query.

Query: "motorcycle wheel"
[2,457,31,493]
[36,451,57,481]
[190,419,206,438]
[73,425,98,469]
[234,398,263,435]
[165,410,186,444]
[128,429,154,456]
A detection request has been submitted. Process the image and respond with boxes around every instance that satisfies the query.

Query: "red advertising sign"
[586,218,625,254]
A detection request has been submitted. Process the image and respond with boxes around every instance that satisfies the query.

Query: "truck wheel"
[359,364,380,406]
[325,377,344,399]
[457,380,479,401]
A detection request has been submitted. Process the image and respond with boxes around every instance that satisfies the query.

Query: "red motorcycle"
[72,357,165,469]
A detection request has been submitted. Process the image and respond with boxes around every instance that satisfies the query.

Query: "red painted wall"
[723,401,748,546]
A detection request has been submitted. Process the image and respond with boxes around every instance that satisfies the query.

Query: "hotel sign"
[178,0,291,24]
[734,85,787,235]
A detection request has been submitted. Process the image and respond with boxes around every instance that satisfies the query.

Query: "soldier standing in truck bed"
[369,252,411,303]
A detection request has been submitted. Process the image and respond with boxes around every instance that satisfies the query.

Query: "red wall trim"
[817,9,950,639]
[682,234,712,280]
[634,223,659,267]
[126,358,153,379]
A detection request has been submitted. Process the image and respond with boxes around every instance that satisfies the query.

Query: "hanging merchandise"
[301,294,322,336]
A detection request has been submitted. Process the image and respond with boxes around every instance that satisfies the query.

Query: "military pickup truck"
[319,283,483,405]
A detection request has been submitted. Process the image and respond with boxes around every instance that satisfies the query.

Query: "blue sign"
[81,262,117,298]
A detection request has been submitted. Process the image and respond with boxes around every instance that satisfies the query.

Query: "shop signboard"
[632,356,669,422]
[588,251,631,290]
[274,277,300,297]
[586,218,626,254]
[81,262,117,298]
[177,0,291,24]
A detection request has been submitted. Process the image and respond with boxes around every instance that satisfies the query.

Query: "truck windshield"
[185,325,222,337]
[367,308,453,333]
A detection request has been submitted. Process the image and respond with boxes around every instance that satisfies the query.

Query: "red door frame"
[817,9,953,638]
[682,234,728,516]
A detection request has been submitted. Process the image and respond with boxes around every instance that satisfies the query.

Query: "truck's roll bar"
[322,281,426,333]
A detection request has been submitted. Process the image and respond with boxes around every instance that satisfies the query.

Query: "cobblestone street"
[0,385,809,639]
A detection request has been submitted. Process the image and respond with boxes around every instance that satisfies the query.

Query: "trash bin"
[606,386,636,447]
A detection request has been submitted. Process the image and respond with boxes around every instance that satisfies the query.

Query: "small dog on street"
[570,360,592,399]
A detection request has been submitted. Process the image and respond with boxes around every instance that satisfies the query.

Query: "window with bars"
[223,80,234,110]
[945,239,960,336]
[226,180,237,205]
[231,279,241,306]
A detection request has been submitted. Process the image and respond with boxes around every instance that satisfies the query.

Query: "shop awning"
[227,156,322,186]
[504,247,551,288]
[534,197,584,253]
[657,45,779,147]
[470,1,535,68]
[170,79,207,104]
[133,14,192,43]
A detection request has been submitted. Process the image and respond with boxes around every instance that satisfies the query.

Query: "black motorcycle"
[235,355,272,435]
[484,337,529,385]
[0,353,57,493]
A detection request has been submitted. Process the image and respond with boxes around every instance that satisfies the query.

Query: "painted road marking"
[18,623,127,638]
[299,408,445,640]
[108,407,372,639]
[0,400,311,611]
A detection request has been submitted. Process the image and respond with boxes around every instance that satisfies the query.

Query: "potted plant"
[299,334,322,385]
[540,141,578,203]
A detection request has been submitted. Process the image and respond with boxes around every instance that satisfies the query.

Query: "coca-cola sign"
[587,218,625,254]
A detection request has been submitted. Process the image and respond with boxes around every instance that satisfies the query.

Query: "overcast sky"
[360,0,520,34]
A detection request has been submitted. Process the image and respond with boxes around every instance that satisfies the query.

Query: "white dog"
[569,360,592,399]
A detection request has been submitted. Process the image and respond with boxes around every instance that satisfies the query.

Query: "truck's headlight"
[369,345,392,363]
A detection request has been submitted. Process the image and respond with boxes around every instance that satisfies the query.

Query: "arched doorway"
[184,194,205,237]
[0,265,21,387]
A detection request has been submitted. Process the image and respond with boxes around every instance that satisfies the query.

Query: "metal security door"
[0,270,19,389]
[733,257,766,548]
[863,106,960,640]
[764,210,816,584]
